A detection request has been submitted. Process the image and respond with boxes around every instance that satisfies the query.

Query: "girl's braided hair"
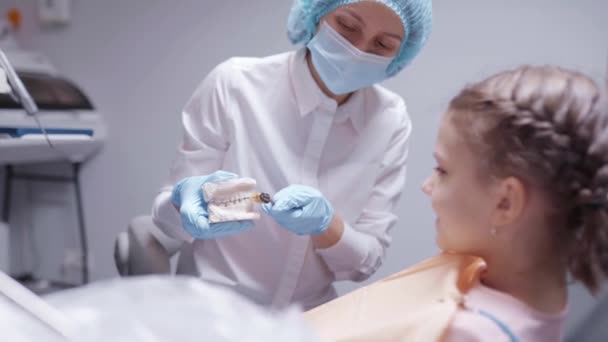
[449,65,608,292]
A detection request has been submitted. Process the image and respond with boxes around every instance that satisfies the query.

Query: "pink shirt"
[445,284,567,342]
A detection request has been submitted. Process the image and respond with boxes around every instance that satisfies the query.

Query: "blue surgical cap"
[287,0,432,77]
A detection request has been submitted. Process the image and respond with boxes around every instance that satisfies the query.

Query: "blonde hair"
[448,65,608,292]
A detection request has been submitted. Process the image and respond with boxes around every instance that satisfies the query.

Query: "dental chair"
[114,216,183,276]
[567,291,608,342]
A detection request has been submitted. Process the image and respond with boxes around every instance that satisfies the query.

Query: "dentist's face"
[321,1,405,57]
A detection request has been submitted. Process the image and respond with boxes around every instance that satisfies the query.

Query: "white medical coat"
[152,48,411,310]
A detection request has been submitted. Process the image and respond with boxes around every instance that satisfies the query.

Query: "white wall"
[1,0,607,334]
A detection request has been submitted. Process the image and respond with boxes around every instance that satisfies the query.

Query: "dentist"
[153,0,432,309]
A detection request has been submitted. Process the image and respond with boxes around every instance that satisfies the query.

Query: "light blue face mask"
[307,21,394,95]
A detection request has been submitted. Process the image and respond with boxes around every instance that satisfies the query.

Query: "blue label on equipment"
[0,127,94,137]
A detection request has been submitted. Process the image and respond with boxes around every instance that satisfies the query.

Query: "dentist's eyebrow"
[341,8,366,27]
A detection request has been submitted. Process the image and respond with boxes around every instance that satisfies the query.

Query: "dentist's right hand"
[261,184,334,236]
[171,170,254,239]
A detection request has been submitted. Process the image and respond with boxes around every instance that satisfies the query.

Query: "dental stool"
[114,216,183,276]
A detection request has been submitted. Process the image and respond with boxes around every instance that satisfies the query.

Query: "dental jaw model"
[202,178,273,224]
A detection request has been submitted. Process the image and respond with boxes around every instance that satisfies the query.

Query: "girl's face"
[321,1,405,57]
[422,112,502,256]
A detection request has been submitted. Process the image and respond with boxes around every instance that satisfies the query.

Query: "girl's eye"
[434,167,447,176]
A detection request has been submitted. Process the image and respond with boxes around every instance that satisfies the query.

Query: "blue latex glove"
[262,185,333,236]
[171,170,254,239]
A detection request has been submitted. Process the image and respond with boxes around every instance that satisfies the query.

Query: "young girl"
[305,65,608,341]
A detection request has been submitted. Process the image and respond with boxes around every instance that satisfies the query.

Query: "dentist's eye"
[339,21,356,32]
[375,39,394,51]
[337,17,358,32]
